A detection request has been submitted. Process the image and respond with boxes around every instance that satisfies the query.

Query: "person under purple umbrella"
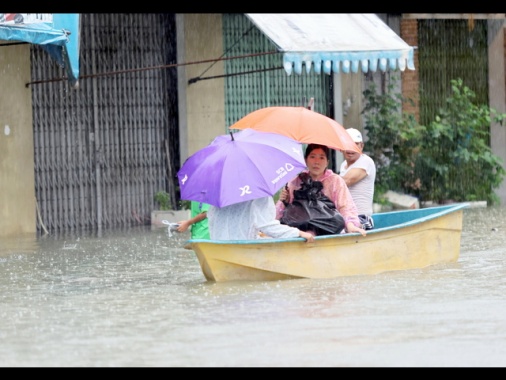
[207,196,314,242]
[178,128,315,242]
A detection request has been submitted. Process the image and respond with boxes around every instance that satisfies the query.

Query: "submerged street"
[1,206,505,367]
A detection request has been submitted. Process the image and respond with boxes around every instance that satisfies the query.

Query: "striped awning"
[246,13,415,75]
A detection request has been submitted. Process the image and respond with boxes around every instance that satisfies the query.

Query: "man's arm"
[341,167,367,187]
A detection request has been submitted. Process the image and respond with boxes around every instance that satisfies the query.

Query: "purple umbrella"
[177,128,306,208]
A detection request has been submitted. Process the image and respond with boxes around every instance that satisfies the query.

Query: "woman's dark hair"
[304,144,330,160]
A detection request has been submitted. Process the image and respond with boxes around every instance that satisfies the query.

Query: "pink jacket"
[275,169,361,228]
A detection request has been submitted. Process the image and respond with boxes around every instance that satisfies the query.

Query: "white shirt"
[208,197,301,240]
[339,154,376,216]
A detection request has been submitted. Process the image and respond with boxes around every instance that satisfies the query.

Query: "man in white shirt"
[339,128,376,229]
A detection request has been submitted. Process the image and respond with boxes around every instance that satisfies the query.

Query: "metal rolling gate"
[31,13,179,235]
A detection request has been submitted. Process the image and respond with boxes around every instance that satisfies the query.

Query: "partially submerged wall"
[0,43,36,237]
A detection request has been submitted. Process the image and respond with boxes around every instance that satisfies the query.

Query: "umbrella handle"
[282,184,289,206]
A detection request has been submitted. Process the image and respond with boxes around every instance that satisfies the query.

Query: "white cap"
[346,128,363,143]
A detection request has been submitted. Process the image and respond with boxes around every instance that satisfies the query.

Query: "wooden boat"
[184,203,469,282]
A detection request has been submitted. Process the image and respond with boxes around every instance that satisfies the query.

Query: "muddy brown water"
[1,206,505,367]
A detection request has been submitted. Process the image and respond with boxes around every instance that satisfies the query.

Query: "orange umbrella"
[229,106,361,153]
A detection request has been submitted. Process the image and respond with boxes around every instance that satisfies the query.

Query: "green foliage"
[362,77,506,206]
[179,200,191,210]
[414,78,506,205]
[154,191,171,210]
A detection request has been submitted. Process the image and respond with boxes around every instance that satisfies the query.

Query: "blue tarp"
[0,13,80,86]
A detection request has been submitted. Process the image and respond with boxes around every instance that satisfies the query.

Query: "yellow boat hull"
[184,204,468,282]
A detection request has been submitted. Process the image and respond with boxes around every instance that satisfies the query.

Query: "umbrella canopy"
[229,106,360,153]
[177,128,306,208]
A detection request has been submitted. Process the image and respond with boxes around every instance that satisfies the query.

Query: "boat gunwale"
[184,203,469,246]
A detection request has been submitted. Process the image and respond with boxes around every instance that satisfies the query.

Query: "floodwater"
[1,205,505,367]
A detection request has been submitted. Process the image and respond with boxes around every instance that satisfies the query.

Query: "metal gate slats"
[31,13,178,234]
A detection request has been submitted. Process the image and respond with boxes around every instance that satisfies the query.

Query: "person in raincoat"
[207,196,315,242]
[276,143,366,237]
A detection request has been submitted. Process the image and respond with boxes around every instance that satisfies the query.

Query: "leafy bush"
[154,191,171,210]
[179,200,191,210]
[414,78,506,204]
[362,77,506,205]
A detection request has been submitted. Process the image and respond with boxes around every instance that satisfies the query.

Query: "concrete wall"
[488,20,506,204]
[0,43,36,237]
[177,14,226,164]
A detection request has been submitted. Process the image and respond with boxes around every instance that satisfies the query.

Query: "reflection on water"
[1,206,505,367]
[0,233,40,255]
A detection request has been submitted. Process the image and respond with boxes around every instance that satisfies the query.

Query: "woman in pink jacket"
[276,143,367,236]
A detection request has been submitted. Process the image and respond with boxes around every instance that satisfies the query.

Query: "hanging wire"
[190,24,256,82]
[189,66,283,84]
[25,50,280,87]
